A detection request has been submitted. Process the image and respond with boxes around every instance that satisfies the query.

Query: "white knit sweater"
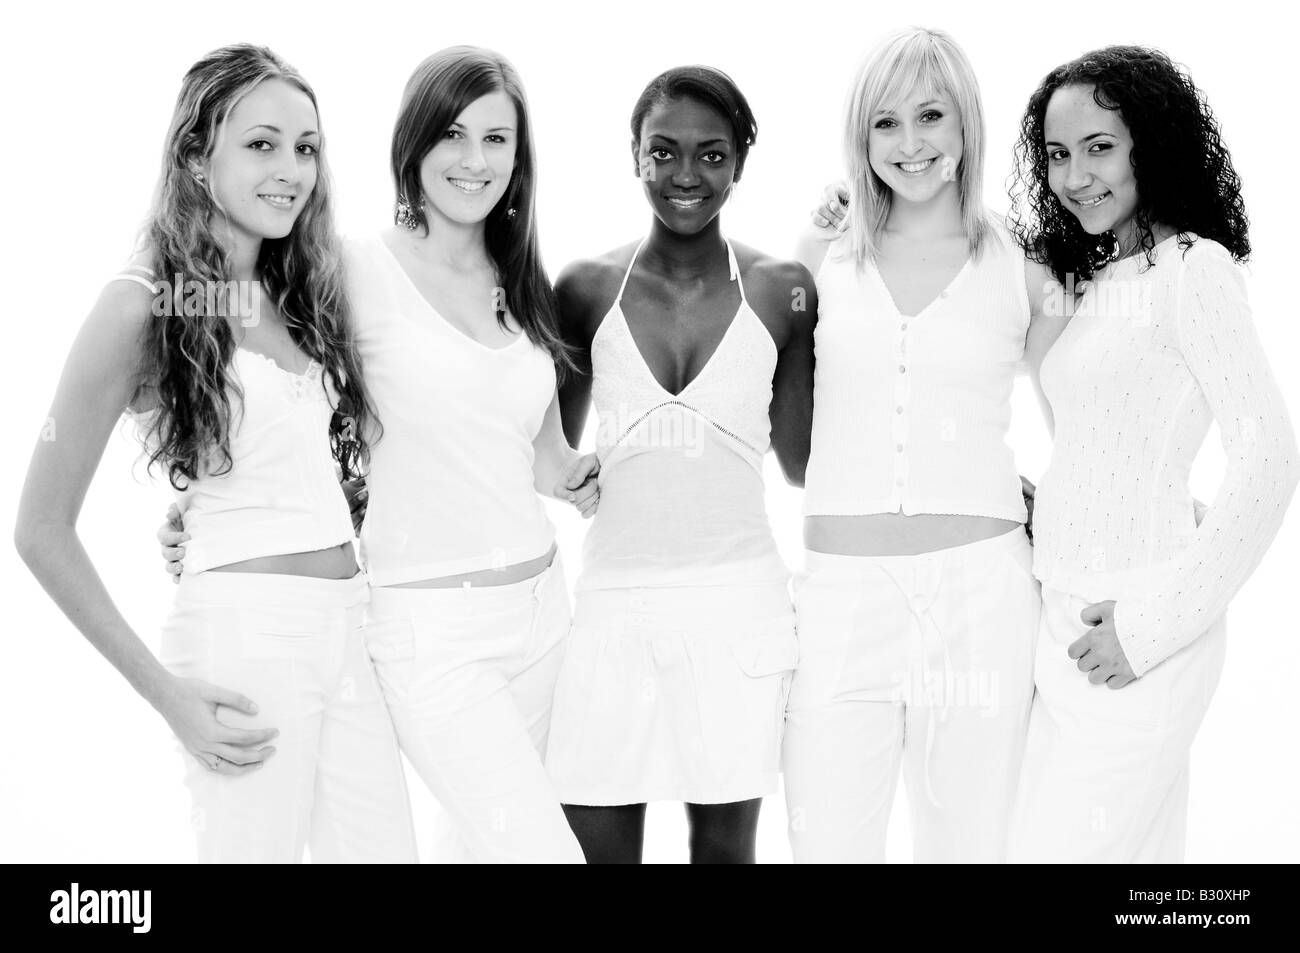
[1033,234,1299,676]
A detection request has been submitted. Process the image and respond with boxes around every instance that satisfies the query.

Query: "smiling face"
[418,89,517,228]
[1044,84,1140,243]
[198,78,320,246]
[868,88,963,204]
[633,97,737,235]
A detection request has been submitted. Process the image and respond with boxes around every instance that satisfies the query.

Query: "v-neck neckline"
[612,238,748,399]
[869,254,973,319]
[376,235,526,354]
[614,298,747,399]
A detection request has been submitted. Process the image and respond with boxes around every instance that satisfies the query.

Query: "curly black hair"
[1008,45,1249,284]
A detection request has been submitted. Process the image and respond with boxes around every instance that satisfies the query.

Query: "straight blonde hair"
[843,27,992,266]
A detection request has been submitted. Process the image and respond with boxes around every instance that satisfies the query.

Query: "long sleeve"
[1114,243,1300,675]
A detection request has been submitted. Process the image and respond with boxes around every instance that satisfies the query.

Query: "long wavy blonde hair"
[137,43,378,488]
[842,27,993,266]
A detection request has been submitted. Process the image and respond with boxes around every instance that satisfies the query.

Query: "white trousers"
[783,527,1040,863]
[1007,586,1226,863]
[365,553,584,864]
[159,571,417,863]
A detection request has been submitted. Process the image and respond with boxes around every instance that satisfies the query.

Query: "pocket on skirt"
[730,618,800,762]
[732,618,800,678]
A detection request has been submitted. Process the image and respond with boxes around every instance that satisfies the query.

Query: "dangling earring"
[505,207,517,221]
[396,194,423,231]
[192,171,205,184]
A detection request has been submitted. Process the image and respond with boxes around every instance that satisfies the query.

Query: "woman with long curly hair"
[14,44,416,863]
[1005,45,1298,862]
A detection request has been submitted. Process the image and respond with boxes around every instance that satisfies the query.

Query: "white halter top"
[576,239,790,592]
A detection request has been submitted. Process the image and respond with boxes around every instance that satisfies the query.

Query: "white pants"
[365,553,584,864]
[159,571,417,864]
[1008,586,1226,863]
[783,527,1040,863]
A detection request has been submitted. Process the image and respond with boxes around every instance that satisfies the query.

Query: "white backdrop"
[2,0,1295,863]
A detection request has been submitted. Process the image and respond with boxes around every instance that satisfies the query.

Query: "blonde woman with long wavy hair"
[15,44,416,863]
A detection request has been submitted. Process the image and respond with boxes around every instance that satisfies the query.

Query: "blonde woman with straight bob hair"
[783,26,1065,863]
[841,28,991,265]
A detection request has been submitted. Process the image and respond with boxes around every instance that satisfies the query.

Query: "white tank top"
[116,272,355,575]
[803,219,1030,522]
[345,236,557,586]
[577,239,789,592]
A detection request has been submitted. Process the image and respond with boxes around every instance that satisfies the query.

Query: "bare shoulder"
[733,241,813,284]
[556,242,637,303]
[94,273,157,337]
[555,241,641,341]
[732,241,816,327]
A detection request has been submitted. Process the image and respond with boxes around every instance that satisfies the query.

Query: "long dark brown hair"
[390,46,573,374]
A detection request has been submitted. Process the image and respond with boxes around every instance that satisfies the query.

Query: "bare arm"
[15,282,178,706]
[533,388,579,494]
[535,260,605,516]
[555,260,601,449]
[16,282,275,770]
[753,260,817,487]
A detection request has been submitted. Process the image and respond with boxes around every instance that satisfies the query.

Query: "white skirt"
[546,583,797,805]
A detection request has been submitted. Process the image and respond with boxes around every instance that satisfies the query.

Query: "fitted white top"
[117,273,355,574]
[345,236,557,586]
[803,219,1030,521]
[577,239,789,592]
[1034,234,1299,675]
